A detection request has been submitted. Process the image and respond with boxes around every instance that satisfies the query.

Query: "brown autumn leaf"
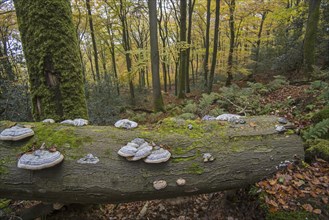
[249,122,257,127]
[302,204,313,212]
[310,191,317,198]
[322,197,328,204]
[311,178,321,185]
[294,173,304,180]
[269,179,277,186]
[268,200,278,208]
[277,198,286,205]
[266,190,276,195]
[313,209,321,215]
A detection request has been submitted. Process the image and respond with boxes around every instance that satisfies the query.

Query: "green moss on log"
[20,123,92,152]
[13,0,88,121]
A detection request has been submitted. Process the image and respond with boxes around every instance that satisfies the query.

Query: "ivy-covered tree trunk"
[13,0,88,121]
[303,0,321,78]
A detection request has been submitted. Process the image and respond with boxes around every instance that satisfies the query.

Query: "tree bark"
[203,0,211,88]
[148,0,165,112]
[13,0,88,121]
[86,0,100,82]
[185,0,195,93]
[0,116,304,204]
[178,0,187,99]
[226,0,235,86]
[303,0,321,78]
[207,0,220,93]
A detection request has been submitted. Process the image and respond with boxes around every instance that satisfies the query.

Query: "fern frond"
[303,119,329,140]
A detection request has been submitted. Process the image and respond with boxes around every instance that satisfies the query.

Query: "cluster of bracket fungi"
[118,138,171,163]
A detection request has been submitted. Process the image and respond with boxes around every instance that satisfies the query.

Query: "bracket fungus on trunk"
[17,149,64,170]
[114,119,138,129]
[0,126,34,141]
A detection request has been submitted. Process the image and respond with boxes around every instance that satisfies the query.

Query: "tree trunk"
[13,0,88,121]
[178,0,187,99]
[185,0,195,94]
[86,0,100,82]
[226,0,235,87]
[0,116,304,204]
[119,0,135,103]
[249,11,268,81]
[303,0,321,78]
[148,0,165,112]
[203,0,211,88]
[207,0,220,93]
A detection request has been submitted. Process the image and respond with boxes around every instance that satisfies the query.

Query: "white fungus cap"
[17,149,64,170]
[117,145,138,157]
[114,119,138,129]
[144,148,171,163]
[73,118,88,126]
[42,119,55,124]
[60,119,75,125]
[153,180,167,190]
[216,114,241,121]
[0,126,34,141]
[128,143,152,161]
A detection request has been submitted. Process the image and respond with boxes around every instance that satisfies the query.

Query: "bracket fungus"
[117,144,138,157]
[153,180,167,190]
[17,149,64,170]
[128,143,153,161]
[275,125,286,133]
[60,119,75,125]
[77,153,99,164]
[0,126,34,141]
[144,148,171,163]
[278,117,289,124]
[176,178,186,186]
[203,153,215,162]
[42,119,55,124]
[216,113,241,121]
[73,118,88,126]
[114,119,138,129]
[117,138,171,163]
[202,115,217,121]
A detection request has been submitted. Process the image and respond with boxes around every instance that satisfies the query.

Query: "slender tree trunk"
[185,0,195,93]
[208,0,220,93]
[119,0,135,103]
[13,0,88,121]
[303,0,321,78]
[226,0,235,86]
[86,0,100,81]
[203,0,211,88]
[249,11,268,81]
[148,0,165,112]
[178,0,187,98]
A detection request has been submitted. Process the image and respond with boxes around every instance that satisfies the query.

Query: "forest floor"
[1,82,329,220]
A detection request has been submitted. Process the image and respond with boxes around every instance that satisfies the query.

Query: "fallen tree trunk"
[0,116,304,204]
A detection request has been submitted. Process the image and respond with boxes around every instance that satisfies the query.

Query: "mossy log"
[0,116,304,204]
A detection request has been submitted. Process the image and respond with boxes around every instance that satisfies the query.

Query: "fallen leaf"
[294,173,304,180]
[269,179,277,186]
[322,197,328,204]
[313,209,321,214]
[249,122,257,127]
[277,198,285,205]
[302,204,313,212]
[268,200,278,208]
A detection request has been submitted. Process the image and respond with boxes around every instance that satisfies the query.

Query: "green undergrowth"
[20,123,92,152]
[266,210,317,220]
[305,139,329,162]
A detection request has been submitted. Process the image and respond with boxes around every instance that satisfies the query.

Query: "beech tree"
[13,0,88,121]
[148,0,164,111]
[303,0,321,78]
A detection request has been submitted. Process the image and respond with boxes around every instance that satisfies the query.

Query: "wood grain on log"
[0,116,304,204]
